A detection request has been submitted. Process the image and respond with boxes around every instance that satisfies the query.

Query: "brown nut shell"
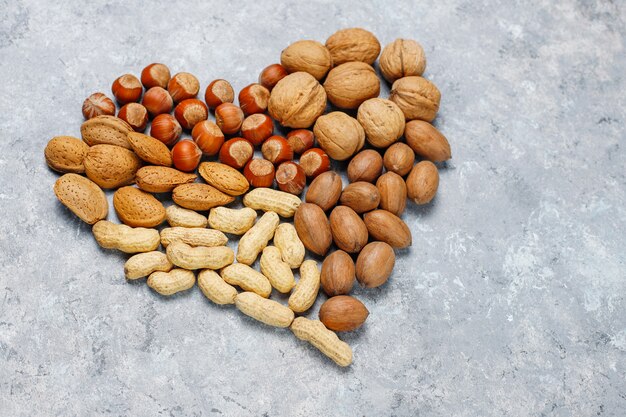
[357,98,405,148]
[321,250,355,296]
[325,28,381,65]
[83,144,142,189]
[313,112,365,161]
[404,120,451,162]
[379,39,427,83]
[383,142,415,176]
[135,166,197,193]
[406,161,439,205]
[319,295,369,332]
[376,172,407,216]
[347,150,383,183]
[127,132,173,167]
[280,40,332,80]
[389,76,441,122]
[324,62,380,109]
[363,210,412,249]
[172,183,235,211]
[45,136,90,173]
[113,186,166,228]
[268,72,327,128]
[53,173,108,224]
[329,206,369,253]
[294,203,332,256]
[356,242,395,288]
[339,182,380,214]
[305,171,342,211]
[81,115,133,149]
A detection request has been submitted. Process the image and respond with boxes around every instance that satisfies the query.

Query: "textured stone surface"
[1,0,625,416]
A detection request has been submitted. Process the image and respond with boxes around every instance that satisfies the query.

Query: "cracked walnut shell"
[268,72,327,128]
[324,62,380,109]
[379,39,427,83]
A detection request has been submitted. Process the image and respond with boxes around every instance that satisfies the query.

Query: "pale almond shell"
[113,186,166,228]
[53,173,108,224]
[172,183,235,211]
[127,132,173,166]
[83,144,142,189]
[45,136,89,173]
[198,162,249,196]
[135,166,197,193]
[81,115,133,149]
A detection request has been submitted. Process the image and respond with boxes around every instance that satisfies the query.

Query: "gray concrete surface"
[1,0,625,416]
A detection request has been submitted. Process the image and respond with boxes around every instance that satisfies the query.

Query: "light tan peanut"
[273,223,305,268]
[243,188,301,217]
[288,260,321,313]
[235,292,294,328]
[208,207,257,235]
[197,269,238,305]
[166,205,208,228]
[160,227,227,247]
[290,317,353,367]
[92,220,160,253]
[237,211,279,265]
[166,241,234,270]
[147,269,196,296]
[124,251,173,280]
[260,246,295,293]
[221,264,272,298]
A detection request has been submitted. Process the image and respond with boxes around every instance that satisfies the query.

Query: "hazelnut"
[261,136,293,165]
[325,28,381,65]
[174,99,208,130]
[324,62,380,109]
[258,63,288,91]
[321,250,356,296]
[241,114,274,145]
[356,242,395,288]
[299,148,330,178]
[268,72,326,128]
[219,137,253,169]
[205,79,234,109]
[357,98,405,148]
[305,171,342,211]
[347,150,383,183]
[389,76,441,122]
[275,162,306,195]
[140,63,171,89]
[192,120,224,156]
[406,161,439,205]
[313,112,364,161]
[376,172,407,216]
[379,39,427,83]
[404,120,451,162]
[244,158,275,188]
[111,74,142,104]
[340,182,381,214]
[82,92,115,119]
[171,140,202,172]
[238,83,270,116]
[118,102,149,132]
[215,103,244,135]
[383,142,415,176]
[150,114,182,146]
[167,72,200,103]
[286,129,314,154]
[280,40,332,80]
[142,86,173,117]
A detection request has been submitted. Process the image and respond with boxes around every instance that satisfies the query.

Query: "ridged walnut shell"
[313,112,365,161]
[389,76,441,122]
[379,39,427,83]
[357,98,405,148]
[324,62,380,109]
[268,72,327,128]
[280,40,332,81]
[325,28,380,65]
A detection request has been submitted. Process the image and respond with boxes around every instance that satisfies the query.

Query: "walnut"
[268,72,327,128]
[325,28,381,66]
[280,40,333,81]
[313,112,365,161]
[323,62,380,109]
[357,98,405,148]
[389,76,440,122]
[379,39,427,83]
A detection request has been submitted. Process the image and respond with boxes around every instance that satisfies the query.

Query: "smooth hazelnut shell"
[205,79,234,109]
[286,129,315,154]
[261,136,293,165]
[82,93,115,120]
[244,158,275,188]
[112,74,142,104]
[275,162,306,195]
[192,120,224,156]
[219,138,253,169]
[215,103,244,135]
[150,114,182,146]
[171,140,202,172]
[118,103,148,132]
[140,63,171,89]
[258,64,288,91]
[299,148,330,178]
[142,87,173,117]
[174,99,208,130]
[241,114,274,145]
[168,72,200,103]
[238,83,270,116]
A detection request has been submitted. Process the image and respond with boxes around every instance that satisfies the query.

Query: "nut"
[305,171,342,211]
[321,250,355,296]
[243,188,301,218]
[204,79,234,109]
[238,83,270,115]
[259,246,296,293]
[241,114,274,145]
[325,27,381,65]
[147,269,196,296]
[290,317,352,367]
[299,148,330,179]
[113,186,166,228]
[198,269,238,305]
[406,160,439,204]
[219,137,254,169]
[208,206,257,235]
[118,102,149,132]
[259,63,288,91]
[82,92,115,119]
[142,86,173,117]
[329,205,368,253]
[319,295,369,332]
[172,183,235,211]
[389,76,441,121]
[45,136,90,173]
[357,98,405,148]
[243,159,275,188]
[356,241,395,288]
[404,120,451,162]
[83,144,141,189]
[376,172,407,216]
[379,39,426,83]
[324,62,380,109]
[81,115,133,149]
[294,203,332,256]
[135,166,197,193]
[92,220,160,253]
[192,121,225,156]
[221,263,272,298]
[313,112,365,161]
[237,211,280,265]
[150,114,182,146]
[347,149,383,183]
[165,204,208,228]
[140,63,171,89]
[160,227,227,248]
[166,241,234,270]
[236,292,294,328]
[127,132,173,167]
[261,136,293,165]
[276,161,306,195]
[383,142,415,176]
[172,140,202,172]
[124,251,173,280]
[273,223,305,269]
[339,181,381,214]
[174,99,208,130]
[198,162,250,196]
[112,74,142,104]
[363,210,412,248]
[288,260,321,313]
[54,173,108,224]
[280,40,332,80]
[286,129,314,154]
[268,72,327,128]
[215,103,244,135]
[167,72,199,103]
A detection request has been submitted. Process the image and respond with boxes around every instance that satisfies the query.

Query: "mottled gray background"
[0,0,624,416]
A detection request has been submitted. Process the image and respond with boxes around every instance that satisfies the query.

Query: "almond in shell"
[135,166,196,193]
[81,115,133,149]
[53,173,108,224]
[127,132,173,166]
[363,209,412,248]
[319,295,369,332]
[305,170,342,211]
[406,161,439,204]
[329,206,368,253]
[339,182,380,214]
[198,162,249,196]
[113,186,166,227]
[84,144,142,189]
[172,183,235,211]
[45,136,90,173]
[294,202,332,256]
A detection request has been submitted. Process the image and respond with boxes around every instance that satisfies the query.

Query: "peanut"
[235,292,294,328]
[208,206,257,235]
[243,187,301,217]
[288,260,321,313]
[124,251,173,280]
[92,220,160,253]
[160,227,227,247]
[197,269,238,305]
[165,204,208,228]
[166,241,234,270]
[290,317,353,367]
[237,211,279,265]
[221,263,272,298]
[260,246,296,293]
[147,268,196,296]
[273,223,305,268]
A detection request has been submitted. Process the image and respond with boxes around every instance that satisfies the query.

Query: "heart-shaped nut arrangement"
[45,28,451,367]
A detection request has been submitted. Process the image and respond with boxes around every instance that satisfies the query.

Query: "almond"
[356,241,395,288]
[198,162,249,196]
[127,132,173,166]
[339,182,380,214]
[347,149,383,183]
[329,206,368,253]
[319,295,369,332]
[135,166,197,193]
[45,136,90,174]
[294,202,332,256]
[305,170,342,211]
[406,161,439,204]
[321,250,355,296]
[172,183,235,211]
[113,186,166,227]
[404,120,451,162]
[53,173,108,224]
[363,209,412,248]
[376,172,407,216]
[84,144,142,189]
[81,115,133,149]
